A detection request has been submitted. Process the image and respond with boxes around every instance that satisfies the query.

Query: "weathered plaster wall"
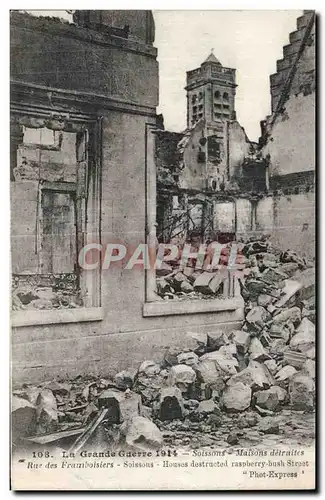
[181,120,207,191]
[263,92,315,177]
[269,191,315,259]
[237,193,315,259]
[10,12,158,108]
[228,121,251,179]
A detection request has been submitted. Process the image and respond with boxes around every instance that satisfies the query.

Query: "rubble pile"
[12,238,315,452]
[155,245,233,300]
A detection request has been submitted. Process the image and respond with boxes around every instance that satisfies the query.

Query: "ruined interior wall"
[181,120,207,191]
[263,92,315,176]
[228,120,251,180]
[269,191,315,259]
[255,193,315,259]
[235,198,252,234]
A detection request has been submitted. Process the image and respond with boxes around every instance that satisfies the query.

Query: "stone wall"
[11,11,244,385]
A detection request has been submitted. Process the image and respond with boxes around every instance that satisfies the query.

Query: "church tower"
[185,51,237,128]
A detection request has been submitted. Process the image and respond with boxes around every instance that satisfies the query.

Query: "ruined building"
[156,10,315,259]
[156,52,265,247]
[260,10,315,258]
[10,11,245,384]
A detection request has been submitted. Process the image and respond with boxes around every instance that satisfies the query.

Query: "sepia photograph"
[10,7,316,490]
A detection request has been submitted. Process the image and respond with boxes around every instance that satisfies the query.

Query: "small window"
[199,91,204,100]
[192,94,197,104]
[294,187,299,195]
[214,90,220,99]
[223,92,229,100]
[199,105,203,111]
[193,106,197,113]
[223,103,229,108]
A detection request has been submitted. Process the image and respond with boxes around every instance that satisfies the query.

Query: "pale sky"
[154,10,302,140]
[25,10,302,140]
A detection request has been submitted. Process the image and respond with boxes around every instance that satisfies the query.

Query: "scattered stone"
[177,351,199,367]
[114,370,135,390]
[290,318,315,353]
[289,374,315,411]
[43,381,71,397]
[246,306,271,331]
[173,272,189,291]
[193,272,216,294]
[274,365,297,385]
[197,399,219,416]
[283,350,307,369]
[35,389,58,434]
[183,399,199,410]
[228,360,274,391]
[200,350,238,376]
[249,337,271,362]
[16,290,39,305]
[254,389,280,412]
[138,360,161,377]
[262,268,288,284]
[269,339,287,356]
[257,294,274,307]
[295,267,315,301]
[164,346,182,366]
[264,359,278,375]
[156,263,173,277]
[255,405,275,417]
[156,278,170,296]
[222,382,251,412]
[195,360,222,385]
[269,323,290,343]
[279,262,299,277]
[207,271,228,294]
[207,331,228,351]
[12,396,37,441]
[159,387,184,421]
[168,365,196,393]
[237,411,259,428]
[303,359,315,379]
[141,405,153,419]
[258,417,280,434]
[227,431,239,445]
[98,390,124,423]
[229,330,251,353]
[180,281,194,293]
[274,280,302,308]
[119,392,142,422]
[272,307,301,326]
[185,332,207,356]
[269,386,288,404]
[120,416,163,450]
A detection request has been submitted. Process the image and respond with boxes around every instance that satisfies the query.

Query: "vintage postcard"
[10,9,316,490]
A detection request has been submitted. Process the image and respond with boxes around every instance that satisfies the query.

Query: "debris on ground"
[12,237,315,452]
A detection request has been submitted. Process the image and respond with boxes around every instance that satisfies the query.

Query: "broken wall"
[11,12,244,385]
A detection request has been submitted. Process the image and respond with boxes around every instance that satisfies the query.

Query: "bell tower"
[185,51,237,128]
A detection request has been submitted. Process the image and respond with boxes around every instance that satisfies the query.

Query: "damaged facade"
[10,10,316,456]
[10,10,245,385]
[156,10,315,264]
